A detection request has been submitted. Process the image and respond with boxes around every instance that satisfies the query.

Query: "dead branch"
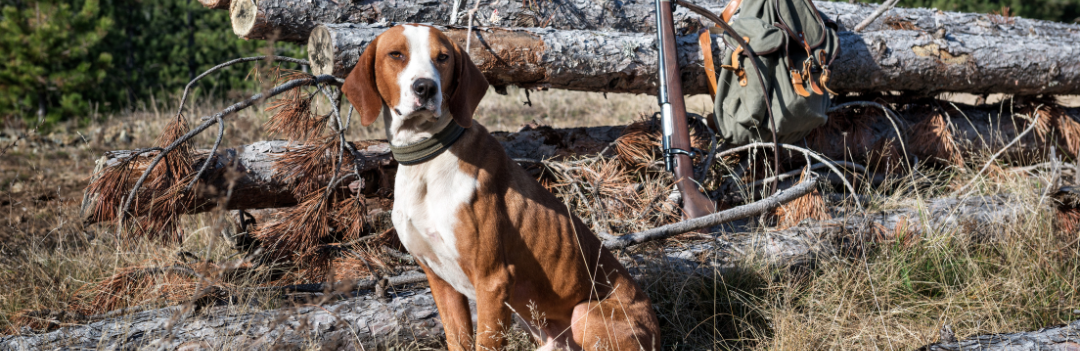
[116,74,339,227]
[176,56,309,120]
[854,0,901,32]
[254,271,428,294]
[603,175,820,250]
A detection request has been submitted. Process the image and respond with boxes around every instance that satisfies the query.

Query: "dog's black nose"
[412,78,437,101]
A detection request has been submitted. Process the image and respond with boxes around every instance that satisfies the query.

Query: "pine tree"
[0,0,113,126]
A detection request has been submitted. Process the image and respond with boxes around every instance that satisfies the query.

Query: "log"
[83,102,1080,223]
[307,23,1080,95]
[80,140,394,222]
[918,321,1080,350]
[81,125,625,224]
[8,194,1056,348]
[198,0,229,10]
[231,0,1080,45]
[0,290,447,349]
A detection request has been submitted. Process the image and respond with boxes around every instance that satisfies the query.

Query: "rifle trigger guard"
[665,148,697,158]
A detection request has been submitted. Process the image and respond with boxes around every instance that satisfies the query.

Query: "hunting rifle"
[655,0,780,219]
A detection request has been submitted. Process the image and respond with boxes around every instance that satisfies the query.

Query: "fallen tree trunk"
[230,0,1080,45]
[80,140,394,222]
[0,291,447,350]
[917,321,1080,350]
[307,22,1080,95]
[81,125,624,224]
[10,194,1056,349]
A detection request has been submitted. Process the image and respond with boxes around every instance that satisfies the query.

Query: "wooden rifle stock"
[656,0,716,219]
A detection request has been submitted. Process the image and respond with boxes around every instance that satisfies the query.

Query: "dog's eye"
[436,53,449,62]
[389,51,404,60]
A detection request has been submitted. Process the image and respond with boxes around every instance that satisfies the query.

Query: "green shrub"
[0,0,304,127]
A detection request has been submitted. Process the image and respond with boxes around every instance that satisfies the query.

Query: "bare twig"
[1012,161,1078,174]
[118,75,339,231]
[250,271,428,294]
[464,0,483,52]
[747,161,866,189]
[957,106,1043,195]
[718,142,862,209]
[603,175,819,249]
[854,0,901,32]
[381,246,416,264]
[184,116,224,192]
[177,56,309,119]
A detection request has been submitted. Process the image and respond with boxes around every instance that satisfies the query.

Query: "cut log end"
[230,0,259,39]
[308,24,384,77]
[308,26,336,77]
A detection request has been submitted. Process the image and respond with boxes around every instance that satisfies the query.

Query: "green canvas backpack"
[709,0,841,145]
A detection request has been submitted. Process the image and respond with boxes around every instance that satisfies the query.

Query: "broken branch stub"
[308,23,1080,95]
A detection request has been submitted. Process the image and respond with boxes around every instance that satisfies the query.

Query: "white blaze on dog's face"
[386,25,452,119]
[341,24,487,137]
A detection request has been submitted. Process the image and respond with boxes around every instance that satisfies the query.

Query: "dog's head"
[342,24,488,129]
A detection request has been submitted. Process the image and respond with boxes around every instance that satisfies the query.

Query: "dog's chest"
[392,154,478,298]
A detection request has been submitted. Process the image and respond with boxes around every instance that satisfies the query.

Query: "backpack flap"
[712,0,836,146]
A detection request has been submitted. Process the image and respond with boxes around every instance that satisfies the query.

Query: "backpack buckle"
[720,37,750,87]
[791,69,811,97]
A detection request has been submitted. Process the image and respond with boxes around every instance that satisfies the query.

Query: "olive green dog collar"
[389,121,466,165]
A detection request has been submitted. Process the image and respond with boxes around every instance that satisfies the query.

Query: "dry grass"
[4,87,1080,351]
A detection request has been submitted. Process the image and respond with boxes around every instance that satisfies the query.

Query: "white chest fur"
[392,151,478,299]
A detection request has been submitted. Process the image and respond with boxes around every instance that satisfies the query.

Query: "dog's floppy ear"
[342,36,382,126]
[447,40,488,128]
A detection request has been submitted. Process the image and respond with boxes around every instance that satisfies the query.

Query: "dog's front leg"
[474,268,513,350]
[421,263,474,351]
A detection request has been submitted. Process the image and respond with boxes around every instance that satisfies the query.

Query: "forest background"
[1,0,1078,128]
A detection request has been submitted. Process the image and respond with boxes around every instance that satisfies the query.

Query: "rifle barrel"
[656,0,715,219]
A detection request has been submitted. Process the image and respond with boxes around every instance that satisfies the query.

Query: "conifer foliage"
[0,0,113,125]
[0,0,305,127]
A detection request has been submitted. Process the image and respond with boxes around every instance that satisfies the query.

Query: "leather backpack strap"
[721,0,743,22]
[699,30,718,99]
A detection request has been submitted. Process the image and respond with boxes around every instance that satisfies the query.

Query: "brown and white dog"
[341,24,660,351]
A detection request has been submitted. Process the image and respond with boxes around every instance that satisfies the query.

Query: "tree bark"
[0,291,447,350]
[307,22,1080,95]
[917,320,1080,351]
[229,0,1080,45]
[9,194,1057,349]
